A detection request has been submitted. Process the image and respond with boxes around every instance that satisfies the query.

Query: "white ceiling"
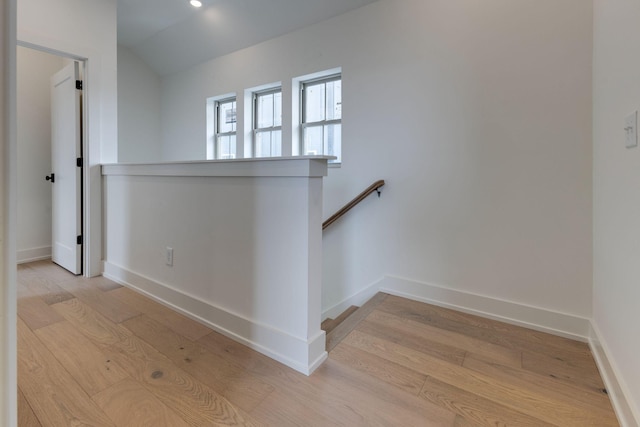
[118,0,379,76]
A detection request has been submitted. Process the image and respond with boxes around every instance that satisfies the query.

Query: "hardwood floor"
[17,260,619,426]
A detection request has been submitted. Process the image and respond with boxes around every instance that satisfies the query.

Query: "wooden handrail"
[323,180,385,230]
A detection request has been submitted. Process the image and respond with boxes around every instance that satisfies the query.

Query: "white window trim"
[206,93,236,160]
[215,97,237,160]
[253,87,282,158]
[300,72,342,165]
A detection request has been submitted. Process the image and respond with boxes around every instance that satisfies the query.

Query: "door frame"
[18,43,88,275]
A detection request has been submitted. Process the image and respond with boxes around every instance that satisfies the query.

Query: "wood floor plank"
[56,278,142,324]
[522,349,606,392]
[310,358,457,426]
[19,273,75,305]
[25,260,78,283]
[109,286,212,341]
[343,329,617,426]
[17,275,34,298]
[363,309,520,368]
[419,375,555,427]
[123,314,207,369]
[90,276,124,293]
[203,332,455,427]
[102,333,259,426]
[92,378,191,427]
[453,414,480,427]
[197,331,283,375]
[51,298,132,346]
[200,322,457,426]
[202,336,340,422]
[217,374,276,414]
[323,354,459,423]
[250,389,338,426]
[123,314,275,412]
[35,321,130,397]
[17,318,116,426]
[329,342,427,395]
[379,295,593,363]
[326,292,387,351]
[463,353,615,413]
[357,316,467,366]
[18,295,65,330]
[199,332,388,426]
[18,388,42,427]
[53,296,253,424]
[17,262,37,272]
[123,314,235,387]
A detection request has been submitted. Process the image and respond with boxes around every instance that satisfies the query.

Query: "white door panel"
[50,62,82,275]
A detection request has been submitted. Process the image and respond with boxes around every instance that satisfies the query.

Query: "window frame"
[252,87,282,158]
[214,96,237,160]
[300,73,342,163]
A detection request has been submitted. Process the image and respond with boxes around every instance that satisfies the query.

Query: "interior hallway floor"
[16,260,618,426]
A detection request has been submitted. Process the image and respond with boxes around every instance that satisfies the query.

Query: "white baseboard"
[322,278,382,321]
[16,246,51,264]
[589,322,639,427]
[102,262,327,376]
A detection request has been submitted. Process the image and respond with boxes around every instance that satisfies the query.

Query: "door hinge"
[77,157,83,168]
[77,235,83,245]
[76,80,83,90]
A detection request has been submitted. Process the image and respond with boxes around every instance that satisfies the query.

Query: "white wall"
[117,46,161,162]
[593,0,640,423]
[16,47,63,262]
[18,0,117,276]
[158,0,593,328]
[102,159,329,374]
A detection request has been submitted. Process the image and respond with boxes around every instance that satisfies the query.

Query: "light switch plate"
[625,111,637,148]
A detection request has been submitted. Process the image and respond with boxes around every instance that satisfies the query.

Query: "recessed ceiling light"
[190,0,202,7]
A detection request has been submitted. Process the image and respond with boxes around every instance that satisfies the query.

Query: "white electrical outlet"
[166,247,173,266]
[625,111,637,148]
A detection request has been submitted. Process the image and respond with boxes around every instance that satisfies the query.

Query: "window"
[301,75,342,163]
[254,89,282,157]
[215,97,237,159]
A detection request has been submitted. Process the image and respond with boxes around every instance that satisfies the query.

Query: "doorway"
[16,46,85,274]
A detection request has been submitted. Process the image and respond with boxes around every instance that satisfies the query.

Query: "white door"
[50,62,82,275]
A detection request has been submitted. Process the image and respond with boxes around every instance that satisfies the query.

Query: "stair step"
[326,292,388,352]
[322,305,359,335]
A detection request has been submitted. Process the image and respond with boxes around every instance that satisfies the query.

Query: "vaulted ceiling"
[118,0,379,76]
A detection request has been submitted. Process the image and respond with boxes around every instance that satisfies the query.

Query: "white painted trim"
[103,261,327,375]
[16,246,51,264]
[379,275,591,341]
[16,38,101,278]
[3,0,18,424]
[322,278,382,321]
[589,322,640,427]
[101,156,335,178]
